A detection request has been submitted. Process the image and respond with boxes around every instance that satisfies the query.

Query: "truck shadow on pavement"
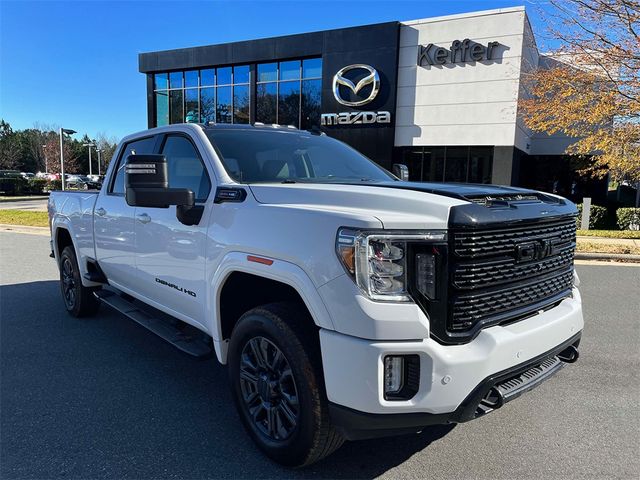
[0,280,454,479]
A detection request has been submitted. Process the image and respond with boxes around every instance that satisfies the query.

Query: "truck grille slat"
[448,216,576,332]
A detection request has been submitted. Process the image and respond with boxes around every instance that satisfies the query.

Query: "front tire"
[228,302,344,467]
[59,246,100,317]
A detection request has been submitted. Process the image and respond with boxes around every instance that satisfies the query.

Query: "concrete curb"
[0,224,50,236]
[575,252,640,263]
[0,196,49,203]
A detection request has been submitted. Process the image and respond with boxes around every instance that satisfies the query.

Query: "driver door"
[134,133,213,327]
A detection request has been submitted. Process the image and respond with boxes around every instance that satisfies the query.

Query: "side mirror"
[392,163,409,181]
[125,154,203,226]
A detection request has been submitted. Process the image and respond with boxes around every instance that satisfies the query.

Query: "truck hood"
[248,182,472,229]
[248,181,572,229]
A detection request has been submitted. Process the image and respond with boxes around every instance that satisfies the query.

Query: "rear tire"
[59,246,100,317]
[228,302,344,467]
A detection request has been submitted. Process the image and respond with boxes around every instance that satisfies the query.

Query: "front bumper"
[328,332,580,440]
[320,288,584,438]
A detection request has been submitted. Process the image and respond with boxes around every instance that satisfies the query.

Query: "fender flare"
[51,217,100,288]
[207,251,336,363]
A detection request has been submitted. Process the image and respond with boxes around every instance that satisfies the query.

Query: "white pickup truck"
[49,123,583,466]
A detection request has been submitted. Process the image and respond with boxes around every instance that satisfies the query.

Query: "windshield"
[206,129,394,184]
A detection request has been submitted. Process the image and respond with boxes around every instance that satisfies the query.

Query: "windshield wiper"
[281,179,297,184]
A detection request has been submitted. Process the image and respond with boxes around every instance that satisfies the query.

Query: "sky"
[0,0,553,142]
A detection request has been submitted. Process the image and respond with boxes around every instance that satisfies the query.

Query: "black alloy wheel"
[59,245,100,317]
[239,336,299,441]
[61,256,77,310]
[228,302,344,466]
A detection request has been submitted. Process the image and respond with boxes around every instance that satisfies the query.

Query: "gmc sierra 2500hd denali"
[49,123,583,466]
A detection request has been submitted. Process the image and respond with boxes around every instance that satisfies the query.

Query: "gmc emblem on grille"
[515,239,554,263]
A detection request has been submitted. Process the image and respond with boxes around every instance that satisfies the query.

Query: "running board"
[94,290,213,358]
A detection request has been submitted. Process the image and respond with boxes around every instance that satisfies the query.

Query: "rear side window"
[110,136,157,194]
[161,135,211,202]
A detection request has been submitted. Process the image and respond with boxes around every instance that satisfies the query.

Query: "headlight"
[336,228,446,302]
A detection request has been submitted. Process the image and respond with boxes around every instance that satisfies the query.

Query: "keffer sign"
[321,64,391,126]
[418,39,500,66]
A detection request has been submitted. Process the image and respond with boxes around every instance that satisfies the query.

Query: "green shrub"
[617,208,640,230]
[0,176,27,195]
[44,179,62,192]
[576,203,608,229]
[25,178,48,194]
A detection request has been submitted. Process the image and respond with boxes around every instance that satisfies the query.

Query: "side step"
[94,289,213,359]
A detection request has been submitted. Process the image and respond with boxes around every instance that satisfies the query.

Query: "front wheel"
[228,302,344,467]
[59,246,100,317]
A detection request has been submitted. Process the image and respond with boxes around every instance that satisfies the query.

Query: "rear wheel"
[228,302,344,466]
[59,246,100,317]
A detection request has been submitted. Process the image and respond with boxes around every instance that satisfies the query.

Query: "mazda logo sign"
[332,64,380,107]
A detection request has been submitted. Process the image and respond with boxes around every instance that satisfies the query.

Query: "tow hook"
[557,345,580,363]
[479,386,505,410]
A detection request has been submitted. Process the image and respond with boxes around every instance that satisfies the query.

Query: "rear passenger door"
[134,133,213,326]
[94,135,158,290]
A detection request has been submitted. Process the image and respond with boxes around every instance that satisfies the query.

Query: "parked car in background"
[66,175,102,190]
[86,174,103,183]
[0,170,22,178]
[20,172,35,179]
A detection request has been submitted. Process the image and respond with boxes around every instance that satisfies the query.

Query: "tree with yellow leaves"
[520,0,639,204]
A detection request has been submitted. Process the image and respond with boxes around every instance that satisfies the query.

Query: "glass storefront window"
[302,58,322,79]
[257,63,277,82]
[401,146,492,183]
[301,79,321,129]
[217,85,232,123]
[185,89,199,123]
[154,57,321,128]
[169,71,183,89]
[234,84,250,124]
[233,65,250,84]
[200,69,215,87]
[200,87,215,123]
[256,82,277,124]
[155,91,169,126]
[468,147,493,183]
[170,89,184,123]
[445,147,468,182]
[185,70,199,88]
[154,73,168,90]
[278,80,300,127]
[217,67,232,85]
[279,60,300,81]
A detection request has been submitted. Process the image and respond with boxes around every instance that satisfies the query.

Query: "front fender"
[207,251,335,363]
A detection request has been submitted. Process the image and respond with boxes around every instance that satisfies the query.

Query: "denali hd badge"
[322,64,391,127]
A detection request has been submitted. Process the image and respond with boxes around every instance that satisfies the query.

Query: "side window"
[110,136,157,194]
[161,135,211,202]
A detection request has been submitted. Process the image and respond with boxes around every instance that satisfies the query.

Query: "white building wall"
[395,7,527,148]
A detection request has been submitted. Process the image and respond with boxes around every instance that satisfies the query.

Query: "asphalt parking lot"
[1,231,638,479]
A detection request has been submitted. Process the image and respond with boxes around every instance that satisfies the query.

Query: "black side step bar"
[94,290,213,359]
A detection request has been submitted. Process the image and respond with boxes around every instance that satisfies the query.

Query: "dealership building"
[139,6,585,194]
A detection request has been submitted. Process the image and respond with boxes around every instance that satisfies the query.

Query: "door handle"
[136,213,151,224]
[96,207,106,216]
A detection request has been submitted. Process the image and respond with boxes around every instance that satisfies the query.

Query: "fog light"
[384,356,404,395]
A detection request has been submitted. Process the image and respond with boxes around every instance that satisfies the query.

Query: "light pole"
[97,149,103,176]
[59,127,76,190]
[83,143,96,176]
[41,144,48,174]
